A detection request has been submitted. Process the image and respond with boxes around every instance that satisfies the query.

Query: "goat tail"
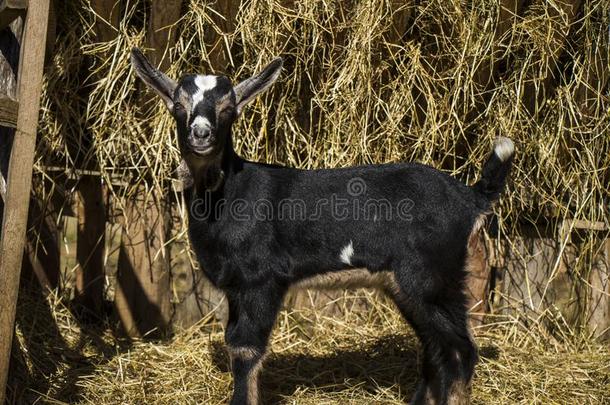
[473,137,514,201]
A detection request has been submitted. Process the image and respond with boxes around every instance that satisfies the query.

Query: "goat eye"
[218,104,234,116]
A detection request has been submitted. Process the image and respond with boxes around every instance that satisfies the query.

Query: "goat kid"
[131,48,514,405]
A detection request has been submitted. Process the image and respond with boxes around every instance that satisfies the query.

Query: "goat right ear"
[130,47,177,110]
[233,57,283,115]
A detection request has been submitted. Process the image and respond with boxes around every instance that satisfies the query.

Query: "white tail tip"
[493,137,514,162]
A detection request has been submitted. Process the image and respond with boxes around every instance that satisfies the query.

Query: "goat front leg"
[225,282,284,405]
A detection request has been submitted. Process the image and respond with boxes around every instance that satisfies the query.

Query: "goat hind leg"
[391,285,477,405]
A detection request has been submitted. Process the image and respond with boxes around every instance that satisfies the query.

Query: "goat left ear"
[233,57,283,115]
[130,47,177,110]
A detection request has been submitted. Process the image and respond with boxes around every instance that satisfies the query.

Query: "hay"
[39,0,610,215]
[39,1,609,222]
[7,285,610,404]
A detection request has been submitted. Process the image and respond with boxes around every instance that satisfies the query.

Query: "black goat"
[131,48,514,405]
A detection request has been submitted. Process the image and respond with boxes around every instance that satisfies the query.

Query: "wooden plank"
[147,0,182,71]
[65,0,119,320]
[566,219,608,232]
[203,0,239,71]
[0,0,27,31]
[500,224,582,325]
[0,0,50,403]
[114,188,172,337]
[0,95,18,128]
[73,176,105,316]
[587,238,610,341]
[560,219,609,246]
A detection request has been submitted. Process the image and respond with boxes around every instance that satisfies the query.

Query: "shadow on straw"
[211,333,422,403]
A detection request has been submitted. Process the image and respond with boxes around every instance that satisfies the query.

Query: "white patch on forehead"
[191,75,217,110]
[340,241,354,266]
[191,115,211,129]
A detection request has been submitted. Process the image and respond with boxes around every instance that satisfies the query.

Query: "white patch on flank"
[493,137,515,162]
[340,241,354,265]
[191,115,211,130]
[192,75,217,109]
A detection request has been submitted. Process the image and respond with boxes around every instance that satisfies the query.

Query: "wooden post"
[1,6,60,294]
[464,230,491,325]
[74,176,106,315]
[0,0,51,402]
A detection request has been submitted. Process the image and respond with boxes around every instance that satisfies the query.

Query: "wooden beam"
[0,0,27,31]
[0,0,49,403]
[560,218,609,244]
[0,95,18,128]
[568,219,608,232]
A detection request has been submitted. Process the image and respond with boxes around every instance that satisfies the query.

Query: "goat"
[130,48,514,405]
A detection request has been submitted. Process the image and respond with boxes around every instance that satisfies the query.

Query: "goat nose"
[193,126,210,139]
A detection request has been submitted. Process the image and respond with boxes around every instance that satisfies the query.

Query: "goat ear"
[130,47,177,110]
[233,57,283,114]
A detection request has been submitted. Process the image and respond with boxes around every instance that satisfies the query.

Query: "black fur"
[473,151,514,201]
[130,48,514,405]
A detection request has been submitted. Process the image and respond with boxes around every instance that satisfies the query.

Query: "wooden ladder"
[0,0,50,402]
